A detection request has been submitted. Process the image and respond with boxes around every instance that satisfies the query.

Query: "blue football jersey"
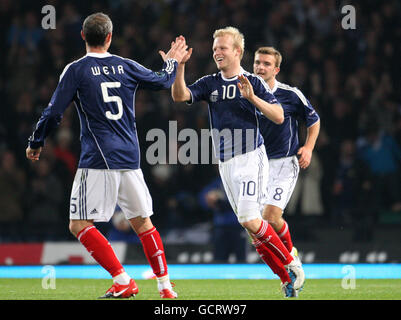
[259,81,320,159]
[187,67,278,161]
[28,52,178,169]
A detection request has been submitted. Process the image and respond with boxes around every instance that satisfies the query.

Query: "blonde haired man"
[170,28,305,294]
[213,26,245,59]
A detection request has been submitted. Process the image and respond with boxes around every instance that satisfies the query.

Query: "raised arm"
[164,38,188,62]
[135,37,189,90]
[237,75,284,124]
[172,62,192,102]
[170,36,193,102]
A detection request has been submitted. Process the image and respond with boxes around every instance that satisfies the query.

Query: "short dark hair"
[255,47,282,68]
[82,12,113,47]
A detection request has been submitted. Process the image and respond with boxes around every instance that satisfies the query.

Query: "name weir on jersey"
[91,65,125,76]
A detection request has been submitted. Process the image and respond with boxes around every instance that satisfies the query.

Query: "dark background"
[0,0,400,263]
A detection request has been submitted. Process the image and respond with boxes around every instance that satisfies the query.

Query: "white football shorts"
[218,145,269,223]
[69,168,153,222]
[265,155,300,210]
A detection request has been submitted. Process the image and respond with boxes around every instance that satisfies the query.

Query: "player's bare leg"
[262,205,293,252]
[69,219,94,237]
[262,205,284,230]
[70,219,137,298]
[129,216,177,298]
[128,216,154,235]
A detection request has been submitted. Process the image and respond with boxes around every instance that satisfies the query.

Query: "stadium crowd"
[1,0,400,246]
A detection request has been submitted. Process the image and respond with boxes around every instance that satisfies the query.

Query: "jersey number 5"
[101,81,123,120]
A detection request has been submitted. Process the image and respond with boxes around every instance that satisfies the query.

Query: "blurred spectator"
[7,10,44,50]
[9,92,38,163]
[329,138,379,241]
[147,164,178,231]
[0,150,25,224]
[394,113,401,148]
[53,127,78,179]
[287,151,324,216]
[330,139,359,225]
[357,121,401,213]
[37,139,73,187]
[325,98,358,148]
[24,157,65,239]
[106,207,140,243]
[198,169,247,263]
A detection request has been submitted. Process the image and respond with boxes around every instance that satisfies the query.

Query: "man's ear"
[81,30,85,41]
[106,32,112,44]
[236,47,242,58]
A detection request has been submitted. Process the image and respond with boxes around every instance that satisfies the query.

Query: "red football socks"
[254,220,293,265]
[278,221,293,252]
[138,227,168,278]
[77,225,125,277]
[253,239,291,283]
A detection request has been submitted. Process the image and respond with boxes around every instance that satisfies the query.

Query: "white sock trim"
[255,220,268,238]
[113,271,131,285]
[278,221,289,238]
[157,275,172,291]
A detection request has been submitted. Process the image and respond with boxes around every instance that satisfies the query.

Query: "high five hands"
[159,35,192,64]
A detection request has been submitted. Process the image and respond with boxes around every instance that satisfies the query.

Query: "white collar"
[86,52,112,58]
[221,66,245,81]
[271,79,279,93]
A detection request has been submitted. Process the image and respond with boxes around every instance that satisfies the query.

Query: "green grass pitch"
[1,278,400,300]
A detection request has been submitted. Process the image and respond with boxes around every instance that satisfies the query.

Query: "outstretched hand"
[237,75,255,101]
[159,36,192,64]
[180,47,193,64]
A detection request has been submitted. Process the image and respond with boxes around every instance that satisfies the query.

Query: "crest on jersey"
[155,71,166,77]
[210,90,218,102]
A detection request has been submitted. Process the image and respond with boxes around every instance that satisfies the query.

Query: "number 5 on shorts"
[70,197,77,215]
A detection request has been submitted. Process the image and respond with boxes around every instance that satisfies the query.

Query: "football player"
[171,29,305,294]
[253,46,320,297]
[26,12,189,299]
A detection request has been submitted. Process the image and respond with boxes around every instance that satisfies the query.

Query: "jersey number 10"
[222,84,237,100]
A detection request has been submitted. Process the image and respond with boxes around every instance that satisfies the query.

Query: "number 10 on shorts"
[241,180,256,197]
